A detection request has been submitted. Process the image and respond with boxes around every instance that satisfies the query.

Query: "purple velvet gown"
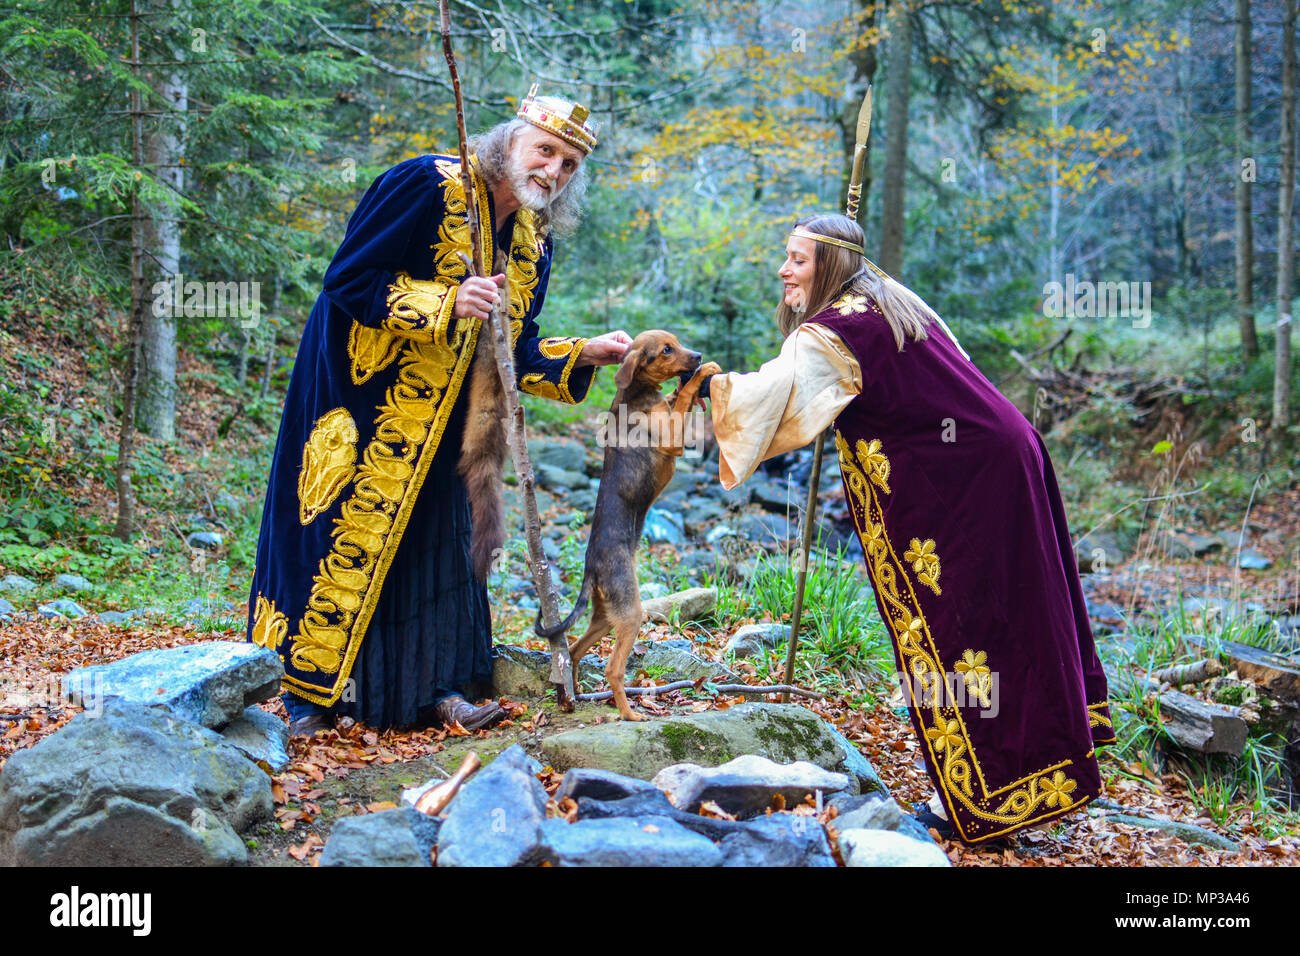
[814,295,1115,843]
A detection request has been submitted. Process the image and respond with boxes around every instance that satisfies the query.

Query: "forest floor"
[3,607,1298,867]
[2,303,1299,865]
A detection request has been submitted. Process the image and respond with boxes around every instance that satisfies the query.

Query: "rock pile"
[0,640,283,866]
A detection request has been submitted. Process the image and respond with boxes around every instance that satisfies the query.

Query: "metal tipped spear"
[782,86,873,701]
[439,0,577,707]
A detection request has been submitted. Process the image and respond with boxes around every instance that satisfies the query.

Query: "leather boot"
[434,695,505,731]
[289,713,334,738]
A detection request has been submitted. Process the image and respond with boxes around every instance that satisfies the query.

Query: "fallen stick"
[414,751,481,816]
[575,682,825,702]
[1151,658,1223,686]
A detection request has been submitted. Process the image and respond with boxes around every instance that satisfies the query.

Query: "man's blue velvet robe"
[246,154,593,708]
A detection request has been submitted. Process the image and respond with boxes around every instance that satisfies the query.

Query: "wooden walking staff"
[782,87,873,702]
[439,1,577,708]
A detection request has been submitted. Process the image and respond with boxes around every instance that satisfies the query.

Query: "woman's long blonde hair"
[775,214,942,351]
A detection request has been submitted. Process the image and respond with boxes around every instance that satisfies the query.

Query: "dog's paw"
[619,709,647,722]
[697,361,723,378]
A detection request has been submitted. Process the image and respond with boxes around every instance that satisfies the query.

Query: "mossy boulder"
[540,702,885,795]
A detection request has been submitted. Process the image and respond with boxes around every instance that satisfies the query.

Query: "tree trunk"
[1274,0,1296,433]
[114,0,146,541]
[1236,0,1258,360]
[136,0,188,441]
[877,0,911,277]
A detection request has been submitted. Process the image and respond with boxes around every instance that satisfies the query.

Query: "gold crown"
[516,84,598,154]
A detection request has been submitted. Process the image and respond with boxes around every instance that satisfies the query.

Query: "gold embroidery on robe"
[348,322,405,386]
[251,594,288,651]
[836,431,1085,841]
[833,293,870,314]
[954,649,992,708]
[289,333,465,678]
[383,272,457,340]
[520,336,588,404]
[538,336,578,360]
[298,408,360,525]
[429,157,540,346]
[278,156,545,702]
[904,537,942,596]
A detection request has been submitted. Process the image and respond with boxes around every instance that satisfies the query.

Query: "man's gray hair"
[469,119,588,238]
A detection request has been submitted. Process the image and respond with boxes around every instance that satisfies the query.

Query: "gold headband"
[789,226,865,255]
[517,84,598,154]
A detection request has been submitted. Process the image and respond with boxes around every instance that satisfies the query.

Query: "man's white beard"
[507,154,562,212]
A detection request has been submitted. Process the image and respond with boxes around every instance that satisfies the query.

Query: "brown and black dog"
[535,331,721,720]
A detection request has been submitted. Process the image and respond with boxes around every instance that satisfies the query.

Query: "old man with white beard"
[247,88,631,736]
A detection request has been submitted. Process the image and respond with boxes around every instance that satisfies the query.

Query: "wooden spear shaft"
[782,87,872,697]
[441,1,575,707]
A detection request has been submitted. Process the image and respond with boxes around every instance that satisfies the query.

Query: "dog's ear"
[614,348,643,389]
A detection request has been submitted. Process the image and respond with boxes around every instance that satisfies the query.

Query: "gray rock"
[124,606,168,620]
[542,537,561,562]
[660,485,690,506]
[37,599,87,619]
[576,790,679,823]
[713,483,751,508]
[684,499,726,535]
[641,587,717,624]
[717,814,836,867]
[751,479,799,513]
[828,791,907,832]
[652,754,849,817]
[643,507,685,545]
[1074,531,1130,573]
[574,790,831,855]
[1238,550,1272,570]
[54,573,94,593]
[213,490,244,515]
[536,463,590,492]
[638,643,737,682]
[678,551,725,578]
[663,471,699,497]
[724,633,766,660]
[0,597,15,618]
[0,574,37,594]
[639,582,670,601]
[823,723,887,796]
[839,828,951,867]
[567,487,598,512]
[62,640,283,730]
[0,702,271,866]
[186,531,224,551]
[182,596,234,617]
[725,623,790,658]
[492,644,552,698]
[96,611,133,626]
[541,816,723,867]
[737,513,795,549]
[321,808,441,867]
[1105,812,1239,852]
[555,768,662,804]
[220,705,291,772]
[542,702,886,796]
[530,439,588,475]
[437,745,549,867]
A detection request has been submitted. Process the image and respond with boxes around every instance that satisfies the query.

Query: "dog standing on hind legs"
[535,331,721,721]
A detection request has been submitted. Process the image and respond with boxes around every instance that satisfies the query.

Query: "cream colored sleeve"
[709,322,862,490]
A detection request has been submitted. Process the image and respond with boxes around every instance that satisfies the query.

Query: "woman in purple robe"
[704,213,1115,844]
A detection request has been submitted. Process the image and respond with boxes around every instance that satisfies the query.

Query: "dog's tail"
[458,324,508,583]
[534,573,592,639]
